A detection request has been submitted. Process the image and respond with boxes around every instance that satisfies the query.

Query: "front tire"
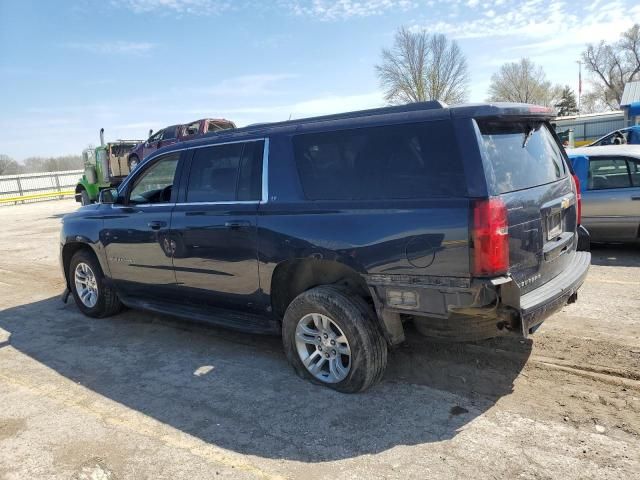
[80,189,91,206]
[69,250,122,318]
[282,285,387,393]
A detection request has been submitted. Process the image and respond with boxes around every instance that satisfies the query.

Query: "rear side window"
[477,120,566,194]
[187,143,243,202]
[588,157,632,190]
[292,121,466,200]
[237,140,264,201]
[185,141,264,202]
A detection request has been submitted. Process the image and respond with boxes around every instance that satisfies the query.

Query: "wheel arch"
[61,242,104,289]
[270,258,371,320]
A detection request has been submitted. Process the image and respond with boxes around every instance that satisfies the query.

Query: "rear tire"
[282,285,387,393]
[80,189,91,206]
[69,250,122,318]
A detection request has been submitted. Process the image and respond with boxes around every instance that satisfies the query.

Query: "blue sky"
[1,0,638,160]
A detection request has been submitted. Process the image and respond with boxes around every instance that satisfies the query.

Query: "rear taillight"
[472,198,509,277]
[572,173,582,224]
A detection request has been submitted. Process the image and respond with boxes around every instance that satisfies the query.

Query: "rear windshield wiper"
[522,126,534,148]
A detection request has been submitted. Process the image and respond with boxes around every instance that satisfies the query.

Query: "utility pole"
[576,60,582,115]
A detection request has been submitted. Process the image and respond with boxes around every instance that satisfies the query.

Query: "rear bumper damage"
[367,251,591,343]
[517,251,591,335]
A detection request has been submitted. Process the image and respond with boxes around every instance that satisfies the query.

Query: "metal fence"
[0,169,82,206]
[554,118,627,142]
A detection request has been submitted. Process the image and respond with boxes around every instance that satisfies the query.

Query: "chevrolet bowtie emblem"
[561,197,571,209]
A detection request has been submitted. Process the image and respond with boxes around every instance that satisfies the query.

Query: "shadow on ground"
[590,243,640,267]
[0,297,531,462]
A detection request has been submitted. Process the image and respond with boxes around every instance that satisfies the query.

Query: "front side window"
[128,153,180,204]
[588,157,632,190]
[148,130,163,143]
[477,120,566,194]
[293,121,465,200]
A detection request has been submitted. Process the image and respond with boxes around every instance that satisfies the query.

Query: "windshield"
[477,120,567,195]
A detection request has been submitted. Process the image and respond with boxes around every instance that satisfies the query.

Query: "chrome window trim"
[121,137,269,207]
[149,137,266,160]
[261,137,269,203]
[130,203,176,208]
[175,201,260,206]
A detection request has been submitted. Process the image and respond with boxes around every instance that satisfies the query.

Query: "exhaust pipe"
[99,128,105,147]
[148,129,153,138]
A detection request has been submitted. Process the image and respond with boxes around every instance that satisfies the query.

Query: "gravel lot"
[0,199,639,479]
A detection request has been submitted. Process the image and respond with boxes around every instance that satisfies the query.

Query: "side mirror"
[98,188,119,204]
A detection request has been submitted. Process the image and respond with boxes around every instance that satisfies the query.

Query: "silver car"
[569,145,640,242]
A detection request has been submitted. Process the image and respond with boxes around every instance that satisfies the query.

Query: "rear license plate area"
[547,211,562,240]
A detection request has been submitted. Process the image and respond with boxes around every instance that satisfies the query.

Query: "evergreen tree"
[555,86,579,117]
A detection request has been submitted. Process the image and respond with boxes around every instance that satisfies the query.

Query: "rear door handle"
[148,220,167,230]
[631,196,640,201]
[224,220,251,229]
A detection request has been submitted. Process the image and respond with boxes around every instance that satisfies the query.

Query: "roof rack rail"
[244,100,448,132]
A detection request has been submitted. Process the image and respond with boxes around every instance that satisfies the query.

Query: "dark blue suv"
[60,101,590,392]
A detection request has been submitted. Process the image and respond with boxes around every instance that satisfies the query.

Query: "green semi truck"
[75,129,143,205]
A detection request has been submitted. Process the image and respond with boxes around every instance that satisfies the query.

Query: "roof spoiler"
[451,103,557,119]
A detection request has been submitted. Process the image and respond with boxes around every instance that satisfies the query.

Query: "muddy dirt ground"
[0,199,638,479]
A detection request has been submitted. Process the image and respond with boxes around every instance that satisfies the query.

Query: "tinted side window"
[238,141,264,201]
[588,157,631,190]
[292,121,465,200]
[163,127,177,140]
[186,143,243,202]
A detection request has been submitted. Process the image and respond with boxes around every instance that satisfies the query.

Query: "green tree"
[555,86,578,117]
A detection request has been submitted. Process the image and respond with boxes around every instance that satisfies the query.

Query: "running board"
[119,296,280,335]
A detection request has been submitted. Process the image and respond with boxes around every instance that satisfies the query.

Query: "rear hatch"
[475,119,578,294]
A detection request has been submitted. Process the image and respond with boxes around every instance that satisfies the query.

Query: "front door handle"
[224,220,251,229]
[148,220,167,230]
[631,196,640,201]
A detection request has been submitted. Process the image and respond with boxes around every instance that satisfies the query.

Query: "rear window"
[477,120,567,194]
[292,121,466,200]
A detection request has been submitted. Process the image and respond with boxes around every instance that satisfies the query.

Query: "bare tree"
[376,27,469,105]
[20,155,83,173]
[487,58,561,106]
[582,23,640,109]
[580,90,611,114]
[0,154,21,175]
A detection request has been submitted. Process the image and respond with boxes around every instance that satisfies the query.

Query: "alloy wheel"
[74,262,99,308]
[295,313,351,383]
